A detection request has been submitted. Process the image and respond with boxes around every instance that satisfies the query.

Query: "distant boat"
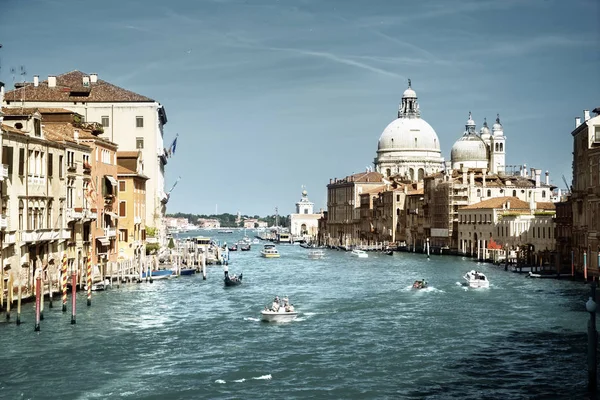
[463,270,489,288]
[179,268,196,276]
[141,270,173,280]
[308,250,325,259]
[351,249,368,258]
[260,244,280,258]
[224,272,243,286]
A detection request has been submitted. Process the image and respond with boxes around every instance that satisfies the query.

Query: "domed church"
[450,112,506,174]
[374,80,445,181]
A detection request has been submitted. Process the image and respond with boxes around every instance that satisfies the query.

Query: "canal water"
[0,231,592,399]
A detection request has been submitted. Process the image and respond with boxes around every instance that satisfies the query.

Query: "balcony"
[83,162,92,175]
[66,162,77,173]
[0,214,7,229]
[21,229,70,243]
[85,208,97,220]
[105,227,117,238]
[66,208,84,220]
[0,164,8,180]
[134,216,142,225]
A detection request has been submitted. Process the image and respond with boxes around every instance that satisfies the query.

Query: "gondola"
[224,272,243,286]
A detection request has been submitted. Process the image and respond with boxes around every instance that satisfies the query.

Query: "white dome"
[378,118,441,152]
[403,88,417,98]
[451,134,488,164]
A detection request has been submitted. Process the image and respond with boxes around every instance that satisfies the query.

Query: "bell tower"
[490,114,506,174]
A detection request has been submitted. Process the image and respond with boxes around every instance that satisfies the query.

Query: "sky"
[1,0,599,216]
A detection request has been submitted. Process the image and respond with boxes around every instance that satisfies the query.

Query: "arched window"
[409,168,415,180]
[542,191,546,198]
[418,168,424,181]
[396,208,400,216]
[500,143,503,152]
[477,189,481,197]
[47,200,53,228]
[487,189,491,197]
[512,190,517,197]
[386,168,391,177]
[414,138,418,147]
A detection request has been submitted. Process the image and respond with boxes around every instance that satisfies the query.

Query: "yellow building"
[117,151,147,261]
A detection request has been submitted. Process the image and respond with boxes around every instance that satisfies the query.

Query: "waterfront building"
[117,151,148,261]
[325,171,383,246]
[197,218,220,229]
[0,103,97,291]
[289,188,322,242]
[243,218,258,229]
[358,185,386,243]
[374,80,445,181]
[401,185,426,251]
[554,200,573,270]
[571,108,600,276]
[424,167,556,252]
[3,71,170,246]
[457,196,555,262]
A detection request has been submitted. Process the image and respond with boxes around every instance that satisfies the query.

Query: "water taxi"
[351,249,368,258]
[463,270,490,288]
[261,296,297,322]
[260,244,281,258]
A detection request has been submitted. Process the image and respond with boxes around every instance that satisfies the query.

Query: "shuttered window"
[18,148,25,176]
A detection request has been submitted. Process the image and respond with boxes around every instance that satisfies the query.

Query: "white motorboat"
[308,250,325,259]
[260,244,281,258]
[463,270,490,288]
[261,296,298,322]
[85,279,110,291]
[351,249,368,258]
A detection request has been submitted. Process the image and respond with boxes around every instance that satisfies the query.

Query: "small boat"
[308,249,325,259]
[228,244,238,251]
[240,244,251,251]
[179,268,196,276]
[351,249,368,258]
[384,250,394,256]
[261,296,297,322]
[85,279,110,291]
[224,272,243,286]
[260,244,280,258]
[412,280,428,289]
[463,270,490,288]
[141,269,173,280]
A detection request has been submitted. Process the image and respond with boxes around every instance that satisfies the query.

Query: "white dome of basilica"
[378,118,440,151]
[374,80,445,181]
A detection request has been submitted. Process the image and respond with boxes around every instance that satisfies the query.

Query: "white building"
[3,71,170,245]
[374,80,445,181]
[290,188,321,242]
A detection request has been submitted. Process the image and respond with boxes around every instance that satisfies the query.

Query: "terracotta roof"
[407,188,424,195]
[1,123,26,135]
[1,107,40,116]
[350,171,383,183]
[4,70,155,103]
[117,151,140,158]
[43,122,116,148]
[536,202,556,210]
[117,165,135,175]
[360,185,386,195]
[462,196,529,210]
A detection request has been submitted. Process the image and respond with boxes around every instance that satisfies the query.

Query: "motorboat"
[179,268,196,276]
[412,280,428,289]
[351,249,368,258]
[463,270,490,288]
[308,249,325,259]
[228,244,238,251]
[260,244,280,258]
[141,269,173,280]
[85,279,110,291]
[224,272,243,286]
[261,296,297,322]
[240,244,251,251]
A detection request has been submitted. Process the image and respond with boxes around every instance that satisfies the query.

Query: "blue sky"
[1,0,599,216]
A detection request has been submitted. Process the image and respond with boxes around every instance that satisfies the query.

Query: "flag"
[168,134,179,158]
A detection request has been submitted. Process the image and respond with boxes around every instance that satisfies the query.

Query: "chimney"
[469,171,475,186]
[584,110,590,121]
[529,192,535,212]
[482,168,487,187]
[535,169,541,187]
[462,167,467,184]
[506,201,510,210]
[0,85,4,125]
[90,73,98,83]
[74,130,79,142]
[545,171,549,185]
[82,76,90,86]
[530,168,535,179]
[575,116,581,128]
[33,75,39,87]
[48,76,56,87]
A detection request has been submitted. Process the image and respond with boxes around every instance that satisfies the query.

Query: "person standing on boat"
[224,261,229,277]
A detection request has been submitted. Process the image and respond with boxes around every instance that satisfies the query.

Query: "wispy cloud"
[466,35,594,57]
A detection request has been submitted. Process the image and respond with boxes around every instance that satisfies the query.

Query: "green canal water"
[0,231,592,399]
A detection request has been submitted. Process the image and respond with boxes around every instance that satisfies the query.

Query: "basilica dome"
[377,118,440,151]
[450,133,488,164]
[374,80,445,181]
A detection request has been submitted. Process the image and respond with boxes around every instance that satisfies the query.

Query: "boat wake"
[214,374,272,384]
[244,317,260,322]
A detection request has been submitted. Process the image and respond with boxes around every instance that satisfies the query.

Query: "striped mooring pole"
[86,257,92,306]
[71,271,77,325]
[61,253,68,312]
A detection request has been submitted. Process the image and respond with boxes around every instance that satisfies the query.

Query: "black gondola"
[384,250,393,256]
[240,244,251,251]
[224,272,243,286]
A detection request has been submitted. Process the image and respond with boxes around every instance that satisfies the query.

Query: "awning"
[97,237,110,246]
[105,175,118,186]
[106,212,119,219]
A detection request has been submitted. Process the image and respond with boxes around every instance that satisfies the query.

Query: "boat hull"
[261,252,280,258]
[260,311,298,322]
[180,268,196,276]
[141,270,174,279]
